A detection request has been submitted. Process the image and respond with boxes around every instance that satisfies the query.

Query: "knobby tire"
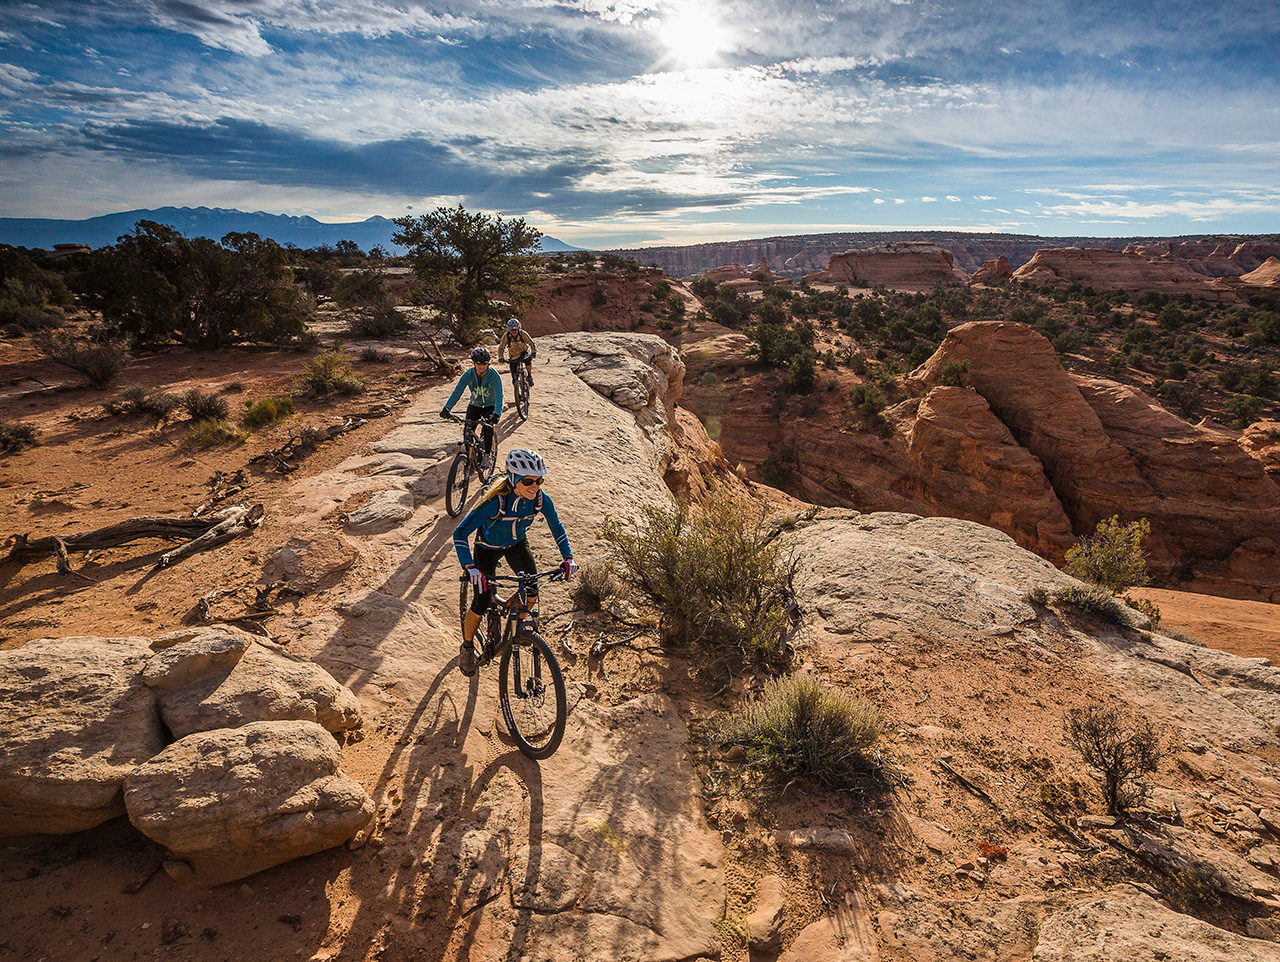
[515,369,530,421]
[445,451,470,518]
[499,629,566,759]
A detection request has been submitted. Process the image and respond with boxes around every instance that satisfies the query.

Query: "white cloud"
[945,195,960,202]
[873,197,885,204]
[921,196,938,202]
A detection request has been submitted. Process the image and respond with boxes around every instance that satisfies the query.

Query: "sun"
[654,3,732,69]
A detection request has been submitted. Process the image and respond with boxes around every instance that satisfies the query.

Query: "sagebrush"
[1065,515,1151,594]
[598,495,798,671]
[299,348,365,397]
[1063,705,1170,814]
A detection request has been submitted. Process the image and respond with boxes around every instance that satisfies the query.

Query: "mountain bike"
[459,568,568,759]
[509,358,532,421]
[442,411,497,518]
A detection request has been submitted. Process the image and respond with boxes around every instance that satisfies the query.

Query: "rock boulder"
[123,720,374,886]
[0,636,165,838]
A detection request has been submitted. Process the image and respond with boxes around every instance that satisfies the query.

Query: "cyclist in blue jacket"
[441,346,503,471]
[453,448,577,676]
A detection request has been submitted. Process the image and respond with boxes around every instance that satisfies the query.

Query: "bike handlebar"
[459,567,565,585]
[441,411,497,426]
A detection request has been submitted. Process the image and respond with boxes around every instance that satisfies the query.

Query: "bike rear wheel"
[445,451,470,517]
[499,628,566,759]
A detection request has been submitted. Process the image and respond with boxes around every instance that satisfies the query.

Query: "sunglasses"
[514,475,544,487]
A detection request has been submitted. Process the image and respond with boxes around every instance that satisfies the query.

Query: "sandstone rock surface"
[1032,888,1280,961]
[123,720,374,886]
[970,254,1013,285]
[0,636,164,838]
[142,627,362,738]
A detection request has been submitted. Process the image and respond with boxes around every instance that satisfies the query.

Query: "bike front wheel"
[499,629,566,759]
[445,451,470,517]
[515,371,530,420]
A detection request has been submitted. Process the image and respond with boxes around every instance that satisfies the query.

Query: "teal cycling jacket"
[444,365,503,413]
[453,489,572,569]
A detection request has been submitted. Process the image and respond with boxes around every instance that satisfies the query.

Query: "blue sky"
[1,0,1278,247]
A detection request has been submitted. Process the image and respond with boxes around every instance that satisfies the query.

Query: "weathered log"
[8,504,264,573]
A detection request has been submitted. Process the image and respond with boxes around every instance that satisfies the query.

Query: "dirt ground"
[5,319,1280,961]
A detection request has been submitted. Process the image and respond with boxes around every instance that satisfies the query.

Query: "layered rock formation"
[680,320,1280,599]
[970,254,1013,285]
[806,241,970,290]
[1011,247,1240,302]
[1243,257,1280,287]
[1126,239,1280,278]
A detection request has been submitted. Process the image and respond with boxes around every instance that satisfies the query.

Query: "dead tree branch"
[8,503,264,574]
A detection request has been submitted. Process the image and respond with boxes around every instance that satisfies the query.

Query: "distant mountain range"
[0,206,581,254]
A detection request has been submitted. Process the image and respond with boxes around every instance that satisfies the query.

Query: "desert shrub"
[598,495,798,671]
[298,348,365,397]
[242,397,294,428]
[1226,394,1263,427]
[181,388,230,422]
[0,418,39,453]
[1064,515,1150,594]
[1051,583,1126,621]
[760,444,799,487]
[849,383,886,417]
[719,674,881,791]
[34,328,131,389]
[184,418,248,447]
[1164,865,1221,913]
[938,359,969,387]
[1063,705,1170,814]
[105,385,178,419]
[360,346,392,363]
[575,559,623,612]
[698,371,718,388]
[1123,595,1162,628]
[0,297,64,331]
[349,304,411,339]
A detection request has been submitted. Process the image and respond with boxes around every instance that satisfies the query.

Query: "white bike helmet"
[505,448,546,478]
[506,317,521,331]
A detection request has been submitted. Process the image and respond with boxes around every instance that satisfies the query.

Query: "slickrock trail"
[7,332,1280,962]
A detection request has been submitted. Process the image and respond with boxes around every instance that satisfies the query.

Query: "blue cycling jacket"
[444,365,503,414]
[453,489,572,569]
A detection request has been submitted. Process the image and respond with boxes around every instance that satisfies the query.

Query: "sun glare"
[654,3,731,68]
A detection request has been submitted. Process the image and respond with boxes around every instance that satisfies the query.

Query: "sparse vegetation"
[0,418,40,454]
[34,328,131,389]
[598,495,799,671]
[106,385,179,420]
[298,348,365,397]
[719,673,881,791]
[1063,705,1170,814]
[184,418,249,447]
[1064,515,1151,594]
[1050,583,1127,621]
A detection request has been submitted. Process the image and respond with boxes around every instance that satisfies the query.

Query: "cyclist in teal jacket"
[453,448,577,676]
[441,346,504,470]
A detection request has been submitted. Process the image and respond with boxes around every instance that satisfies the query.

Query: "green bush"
[298,348,365,397]
[938,359,970,387]
[0,418,39,453]
[105,385,178,419]
[34,329,131,389]
[598,495,798,671]
[181,388,230,422]
[849,383,886,417]
[719,674,881,791]
[242,397,294,428]
[1063,705,1169,814]
[1064,515,1150,594]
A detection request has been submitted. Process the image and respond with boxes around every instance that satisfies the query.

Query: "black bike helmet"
[471,346,491,364]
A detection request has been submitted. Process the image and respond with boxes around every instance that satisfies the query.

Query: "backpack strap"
[490,489,543,524]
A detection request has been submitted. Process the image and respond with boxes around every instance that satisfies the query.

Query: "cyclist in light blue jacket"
[441,346,504,470]
[453,448,577,676]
